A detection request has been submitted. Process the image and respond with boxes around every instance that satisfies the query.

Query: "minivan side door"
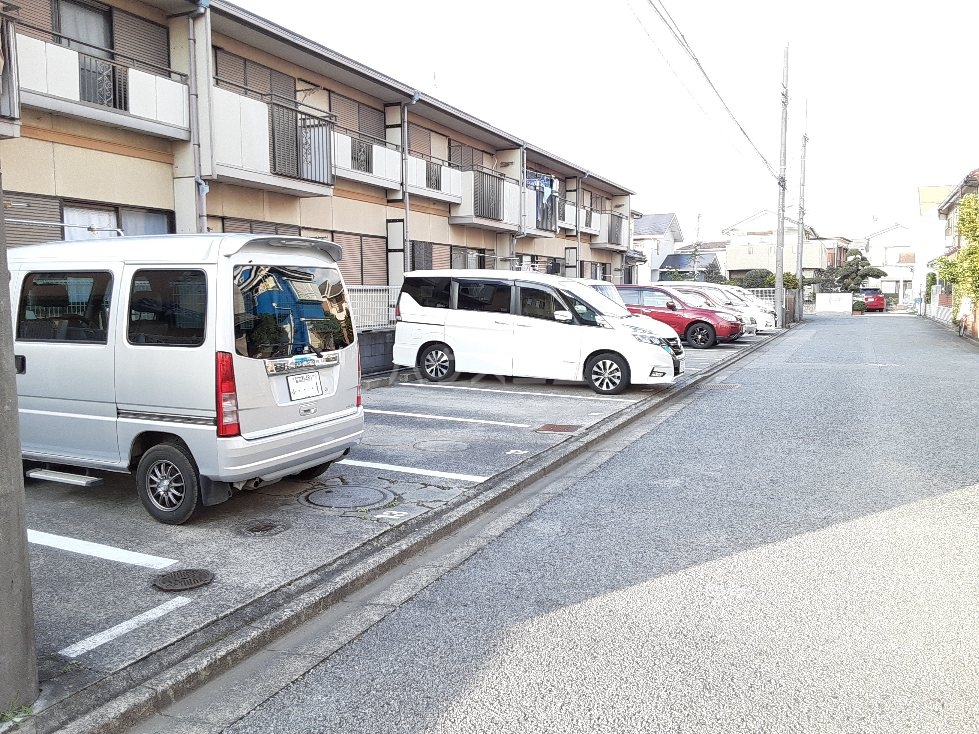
[14,268,120,466]
[511,283,581,381]
[446,278,514,376]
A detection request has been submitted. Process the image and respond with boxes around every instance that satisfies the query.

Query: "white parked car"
[393,270,685,394]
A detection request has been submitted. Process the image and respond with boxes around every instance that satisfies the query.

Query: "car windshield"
[588,282,627,307]
[677,291,711,308]
[558,280,631,318]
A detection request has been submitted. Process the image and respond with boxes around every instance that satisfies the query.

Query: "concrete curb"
[21,330,791,734]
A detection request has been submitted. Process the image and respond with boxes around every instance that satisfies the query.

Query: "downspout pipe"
[510,145,527,265]
[574,170,589,278]
[401,90,421,271]
[187,0,209,233]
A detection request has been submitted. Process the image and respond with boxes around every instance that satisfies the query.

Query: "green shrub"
[852,300,867,312]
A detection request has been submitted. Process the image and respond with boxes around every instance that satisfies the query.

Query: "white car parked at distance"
[393,270,685,394]
[665,281,777,331]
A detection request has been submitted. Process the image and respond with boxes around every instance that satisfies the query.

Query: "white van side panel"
[444,309,513,375]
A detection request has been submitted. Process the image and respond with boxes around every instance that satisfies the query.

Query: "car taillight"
[395,298,401,321]
[357,349,362,408]
[216,351,240,437]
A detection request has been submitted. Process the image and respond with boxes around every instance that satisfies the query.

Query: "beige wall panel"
[173,177,198,233]
[529,237,564,258]
[332,196,386,236]
[209,183,264,219]
[299,196,335,231]
[206,215,224,233]
[447,224,467,247]
[428,213,450,244]
[53,147,174,209]
[407,211,433,243]
[264,192,301,225]
[49,112,172,153]
[0,138,57,195]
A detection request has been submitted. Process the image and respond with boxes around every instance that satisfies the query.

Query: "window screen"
[128,270,207,347]
[456,280,511,313]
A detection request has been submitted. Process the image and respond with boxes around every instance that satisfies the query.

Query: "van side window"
[17,271,112,343]
[619,289,640,306]
[559,290,600,327]
[128,270,207,347]
[518,286,567,321]
[456,280,511,313]
[401,277,450,308]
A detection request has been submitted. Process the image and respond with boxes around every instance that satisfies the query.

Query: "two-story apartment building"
[721,210,821,281]
[0,0,633,288]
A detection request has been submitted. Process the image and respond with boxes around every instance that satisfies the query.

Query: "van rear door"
[229,259,359,439]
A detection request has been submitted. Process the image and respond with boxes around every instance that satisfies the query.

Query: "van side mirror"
[666,301,677,311]
[553,310,573,323]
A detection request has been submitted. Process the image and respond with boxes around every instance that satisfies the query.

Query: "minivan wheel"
[136,442,200,525]
[585,352,630,395]
[685,322,717,349]
[419,343,456,382]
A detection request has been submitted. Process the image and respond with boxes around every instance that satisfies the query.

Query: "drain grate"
[536,424,582,433]
[304,485,393,509]
[153,568,214,592]
[238,519,290,537]
[699,383,740,389]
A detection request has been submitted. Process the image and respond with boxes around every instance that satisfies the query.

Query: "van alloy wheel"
[419,343,456,382]
[146,459,186,511]
[591,359,622,392]
[585,352,630,395]
[136,442,201,524]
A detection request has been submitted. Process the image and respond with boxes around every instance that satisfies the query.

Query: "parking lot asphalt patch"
[9,331,788,734]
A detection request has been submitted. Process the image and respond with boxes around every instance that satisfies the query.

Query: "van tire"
[685,322,716,349]
[419,343,456,382]
[585,352,630,395]
[136,442,200,525]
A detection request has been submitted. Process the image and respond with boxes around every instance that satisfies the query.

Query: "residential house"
[673,240,729,279]
[0,0,633,294]
[721,210,821,281]
[632,213,682,283]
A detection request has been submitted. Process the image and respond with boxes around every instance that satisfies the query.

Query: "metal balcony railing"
[474,167,504,220]
[268,100,333,185]
[608,212,627,245]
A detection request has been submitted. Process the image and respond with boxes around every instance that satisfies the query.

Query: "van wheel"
[585,352,630,395]
[136,442,200,525]
[419,343,456,382]
[685,322,716,349]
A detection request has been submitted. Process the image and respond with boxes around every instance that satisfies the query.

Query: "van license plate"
[287,372,322,401]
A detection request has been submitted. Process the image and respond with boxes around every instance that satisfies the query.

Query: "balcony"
[14,26,189,140]
[589,211,629,252]
[579,205,600,235]
[449,167,521,232]
[523,183,557,238]
[333,127,402,189]
[212,85,333,197]
[405,154,463,203]
[557,197,577,231]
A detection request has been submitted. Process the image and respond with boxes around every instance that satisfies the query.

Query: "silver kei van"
[7,234,364,524]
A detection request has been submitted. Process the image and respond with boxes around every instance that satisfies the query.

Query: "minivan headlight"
[628,327,667,346]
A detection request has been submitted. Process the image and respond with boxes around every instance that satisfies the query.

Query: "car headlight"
[628,327,667,346]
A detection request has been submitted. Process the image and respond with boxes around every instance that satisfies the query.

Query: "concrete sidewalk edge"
[14,330,791,734]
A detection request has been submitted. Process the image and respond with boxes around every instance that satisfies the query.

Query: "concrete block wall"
[359,328,396,375]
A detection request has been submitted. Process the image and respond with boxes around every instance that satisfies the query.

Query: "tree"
[782,272,800,289]
[934,194,979,315]
[835,248,887,292]
[743,269,774,288]
[704,260,725,283]
[660,267,681,281]
[813,267,840,292]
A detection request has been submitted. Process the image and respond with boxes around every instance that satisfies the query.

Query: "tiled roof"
[634,214,677,236]
[660,253,719,270]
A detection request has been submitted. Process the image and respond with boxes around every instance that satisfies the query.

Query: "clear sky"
[227,0,979,243]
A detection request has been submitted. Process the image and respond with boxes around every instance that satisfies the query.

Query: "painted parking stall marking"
[59,597,192,658]
[27,530,177,569]
[402,382,637,403]
[364,409,530,428]
[341,459,488,483]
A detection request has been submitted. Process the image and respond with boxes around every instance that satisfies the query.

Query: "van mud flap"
[200,477,233,506]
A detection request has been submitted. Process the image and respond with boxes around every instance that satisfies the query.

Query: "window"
[456,280,511,313]
[643,290,673,308]
[401,277,451,309]
[17,271,112,343]
[233,265,353,358]
[128,270,206,347]
[559,290,601,327]
[619,288,641,306]
[518,286,566,321]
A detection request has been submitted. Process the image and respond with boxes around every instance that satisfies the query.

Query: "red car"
[860,288,886,312]
[616,284,744,348]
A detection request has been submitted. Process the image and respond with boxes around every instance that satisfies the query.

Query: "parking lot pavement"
[18,330,776,732]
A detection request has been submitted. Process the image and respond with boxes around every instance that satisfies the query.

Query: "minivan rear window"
[233,265,354,359]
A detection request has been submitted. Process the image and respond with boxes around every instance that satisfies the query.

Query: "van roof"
[6,234,342,264]
[406,269,583,287]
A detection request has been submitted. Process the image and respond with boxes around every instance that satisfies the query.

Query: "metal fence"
[746,288,776,309]
[348,285,399,331]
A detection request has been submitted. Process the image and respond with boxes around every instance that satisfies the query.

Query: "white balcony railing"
[333,129,401,185]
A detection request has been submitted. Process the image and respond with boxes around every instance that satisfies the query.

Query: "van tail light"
[356,349,362,408]
[394,298,401,321]
[216,351,240,437]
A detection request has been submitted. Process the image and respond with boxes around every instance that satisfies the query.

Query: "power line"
[640,0,780,181]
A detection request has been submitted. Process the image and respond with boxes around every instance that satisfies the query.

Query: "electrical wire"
[641,0,780,181]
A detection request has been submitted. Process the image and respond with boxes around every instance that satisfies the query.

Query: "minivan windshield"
[558,280,631,318]
[233,265,354,359]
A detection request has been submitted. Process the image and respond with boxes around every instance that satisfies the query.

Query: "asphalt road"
[140,314,979,733]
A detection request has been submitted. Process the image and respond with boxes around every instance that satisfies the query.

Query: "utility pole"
[0,168,39,714]
[796,131,808,322]
[775,45,788,329]
[692,213,701,280]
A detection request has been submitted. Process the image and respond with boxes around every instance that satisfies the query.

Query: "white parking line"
[340,459,488,482]
[402,383,636,403]
[27,530,177,569]
[364,409,530,428]
[59,597,192,657]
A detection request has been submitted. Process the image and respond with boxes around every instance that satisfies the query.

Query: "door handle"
[494,320,509,325]
[14,355,25,374]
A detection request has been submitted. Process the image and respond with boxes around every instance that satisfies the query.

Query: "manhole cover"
[413,440,469,452]
[536,424,581,433]
[304,485,393,509]
[237,519,290,537]
[153,569,214,592]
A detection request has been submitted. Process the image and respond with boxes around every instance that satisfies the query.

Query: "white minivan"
[8,234,364,524]
[393,269,684,395]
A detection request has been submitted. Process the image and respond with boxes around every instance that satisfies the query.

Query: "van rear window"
[401,277,450,308]
[233,265,354,359]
